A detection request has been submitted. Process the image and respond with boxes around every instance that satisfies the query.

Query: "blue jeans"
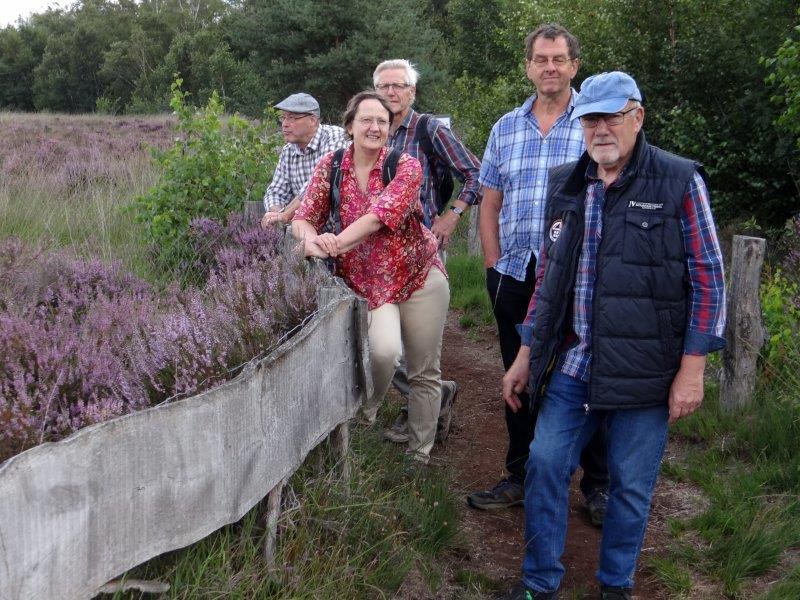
[522,371,669,593]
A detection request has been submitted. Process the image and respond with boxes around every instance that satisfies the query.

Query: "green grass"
[106,419,461,599]
[658,366,800,596]
[647,553,694,597]
[446,251,493,328]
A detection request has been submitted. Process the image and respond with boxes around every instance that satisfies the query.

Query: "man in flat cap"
[261,93,348,227]
[501,71,726,600]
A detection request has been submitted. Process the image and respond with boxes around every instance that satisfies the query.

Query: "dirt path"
[430,313,677,599]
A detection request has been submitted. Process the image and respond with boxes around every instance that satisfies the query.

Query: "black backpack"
[415,114,455,215]
[328,147,402,234]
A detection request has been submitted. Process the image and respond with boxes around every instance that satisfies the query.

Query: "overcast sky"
[1,1,67,27]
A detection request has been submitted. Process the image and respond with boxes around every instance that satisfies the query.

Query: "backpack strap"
[382,147,402,186]
[414,114,436,171]
[413,114,453,215]
[328,148,346,234]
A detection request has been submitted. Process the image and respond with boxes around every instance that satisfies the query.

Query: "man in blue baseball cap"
[500,71,727,599]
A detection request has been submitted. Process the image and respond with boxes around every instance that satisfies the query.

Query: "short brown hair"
[342,91,394,139]
[525,23,580,61]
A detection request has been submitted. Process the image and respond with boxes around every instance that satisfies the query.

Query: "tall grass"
[655,266,800,598]
[0,112,173,279]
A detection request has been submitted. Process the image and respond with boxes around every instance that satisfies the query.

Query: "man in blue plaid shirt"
[470,24,609,517]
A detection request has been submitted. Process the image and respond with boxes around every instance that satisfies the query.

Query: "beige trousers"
[362,268,450,456]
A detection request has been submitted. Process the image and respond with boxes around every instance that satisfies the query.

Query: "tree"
[227,0,441,120]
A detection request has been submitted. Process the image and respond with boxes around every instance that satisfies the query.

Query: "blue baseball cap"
[571,71,642,120]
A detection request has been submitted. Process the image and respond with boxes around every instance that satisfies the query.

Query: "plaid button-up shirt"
[388,110,481,228]
[479,92,585,281]
[263,124,349,210]
[520,169,727,378]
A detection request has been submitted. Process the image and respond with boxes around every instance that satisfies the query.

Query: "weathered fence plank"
[0,283,368,600]
[243,200,265,223]
[720,235,767,411]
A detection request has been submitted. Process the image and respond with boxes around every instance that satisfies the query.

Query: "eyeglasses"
[579,107,640,129]
[375,83,411,92]
[530,55,575,68]
[279,113,314,123]
[357,116,390,128]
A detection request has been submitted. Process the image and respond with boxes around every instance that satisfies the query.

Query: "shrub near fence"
[0,266,371,600]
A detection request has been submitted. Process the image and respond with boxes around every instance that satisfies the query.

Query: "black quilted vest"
[528,132,703,410]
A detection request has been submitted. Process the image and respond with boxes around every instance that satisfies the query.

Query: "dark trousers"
[486,262,608,496]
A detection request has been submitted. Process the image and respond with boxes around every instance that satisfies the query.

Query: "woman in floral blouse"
[293,91,449,462]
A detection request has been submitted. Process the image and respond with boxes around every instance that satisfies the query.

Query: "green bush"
[133,78,282,278]
[761,269,800,372]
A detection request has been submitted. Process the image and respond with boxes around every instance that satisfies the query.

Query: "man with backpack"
[373,58,482,445]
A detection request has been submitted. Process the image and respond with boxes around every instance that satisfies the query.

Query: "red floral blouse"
[294,146,446,310]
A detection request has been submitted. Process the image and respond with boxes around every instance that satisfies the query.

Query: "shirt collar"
[291,124,323,156]
[342,144,389,175]
[521,88,578,123]
[396,109,417,132]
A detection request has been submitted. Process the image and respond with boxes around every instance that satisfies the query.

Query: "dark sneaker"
[501,581,559,600]
[600,586,632,600]
[383,409,409,443]
[466,477,524,510]
[586,489,608,528]
[435,380,458,443]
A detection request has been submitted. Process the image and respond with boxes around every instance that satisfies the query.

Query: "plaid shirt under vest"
[263,124,349,210]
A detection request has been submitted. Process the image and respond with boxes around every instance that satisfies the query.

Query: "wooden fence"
[0,276,371,600]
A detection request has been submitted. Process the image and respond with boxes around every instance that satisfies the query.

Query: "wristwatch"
[450,205,464,216]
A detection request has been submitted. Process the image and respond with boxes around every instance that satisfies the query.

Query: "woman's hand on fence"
[314,233,341,257]
[305,237,330,259]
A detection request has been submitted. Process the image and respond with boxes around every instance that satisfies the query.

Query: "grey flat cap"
[274,92,320,116]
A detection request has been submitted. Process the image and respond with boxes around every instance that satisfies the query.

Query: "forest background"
[1,0,799,232]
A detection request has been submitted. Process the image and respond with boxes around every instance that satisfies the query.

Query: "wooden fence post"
[330,421,351,482]
[243,200,264,224]
[263,478,285,568]
[467,205,481,256]
[720,235,767,411]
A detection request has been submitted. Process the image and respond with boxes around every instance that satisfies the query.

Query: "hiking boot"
[383,409,409,443]
[435,380,458,443]
[600,586,632,600]
[585,489,608,528]
[501,581,559,600]
[466,476,524,510]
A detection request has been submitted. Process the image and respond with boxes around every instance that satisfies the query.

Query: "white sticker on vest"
[549,219,562,242]
[628,201,664,210]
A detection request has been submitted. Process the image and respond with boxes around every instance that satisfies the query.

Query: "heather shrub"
[0,219,324,463]
[133,79,282,279]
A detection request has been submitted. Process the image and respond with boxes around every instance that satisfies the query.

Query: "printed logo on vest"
[549,219,562,242]
[628,200,664,210]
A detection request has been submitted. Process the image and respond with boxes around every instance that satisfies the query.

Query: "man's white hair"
[373,59,420,87]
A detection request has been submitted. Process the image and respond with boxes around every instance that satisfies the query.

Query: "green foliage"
[226,0,442,121]
[765,10,800,146]
[760,269,800,371]
[442,0,800,228]
[133,79,281,275]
